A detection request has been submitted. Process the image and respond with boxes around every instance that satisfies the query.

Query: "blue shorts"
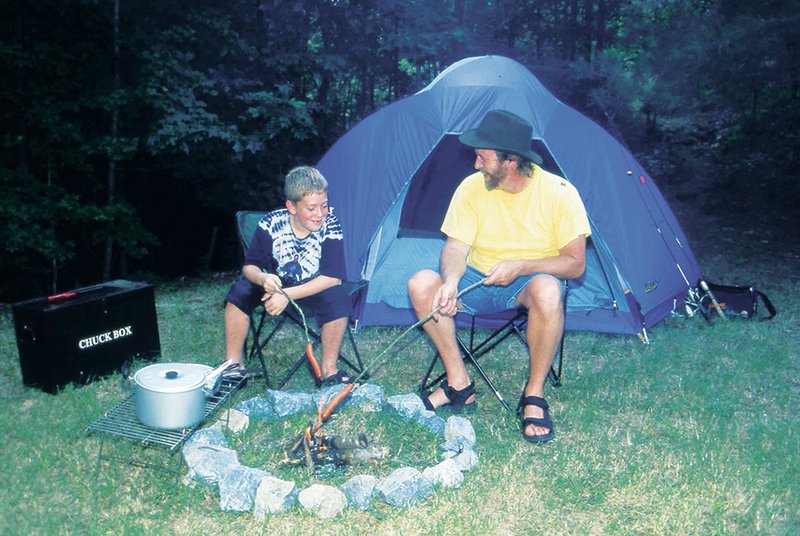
[457,266,566,315]
[225,279,351,325]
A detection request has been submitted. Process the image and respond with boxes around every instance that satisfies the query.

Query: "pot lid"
[134,363,211,393]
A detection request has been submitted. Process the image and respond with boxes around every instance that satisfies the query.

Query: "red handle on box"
[46,291,78,303]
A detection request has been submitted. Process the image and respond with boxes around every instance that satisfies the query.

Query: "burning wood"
[284,430,388,468]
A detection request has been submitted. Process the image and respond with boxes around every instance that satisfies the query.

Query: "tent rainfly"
[317,55,701,340]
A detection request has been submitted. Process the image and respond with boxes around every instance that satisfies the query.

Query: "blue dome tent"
[318,55,701,339]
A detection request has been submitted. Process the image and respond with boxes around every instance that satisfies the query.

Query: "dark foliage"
[1,0,798,301]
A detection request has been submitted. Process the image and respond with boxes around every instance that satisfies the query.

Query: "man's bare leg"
[408,269,474,407]
[515,276,564,439]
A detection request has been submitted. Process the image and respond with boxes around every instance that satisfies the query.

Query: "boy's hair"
[284,166,328,203]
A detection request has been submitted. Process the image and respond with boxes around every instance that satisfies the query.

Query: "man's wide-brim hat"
[459,110,543,165]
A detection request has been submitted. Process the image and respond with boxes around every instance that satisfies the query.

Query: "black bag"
[697,280,777,321]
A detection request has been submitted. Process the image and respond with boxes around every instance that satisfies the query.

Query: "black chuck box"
[13,280,161,393]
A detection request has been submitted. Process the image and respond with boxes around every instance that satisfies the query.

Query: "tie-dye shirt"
[243,208,346,286]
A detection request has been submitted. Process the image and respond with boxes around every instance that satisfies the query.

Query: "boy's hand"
[262,292,288,316]
[261,273,282,295]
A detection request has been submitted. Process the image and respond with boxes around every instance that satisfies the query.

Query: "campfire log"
[284,432,387,468]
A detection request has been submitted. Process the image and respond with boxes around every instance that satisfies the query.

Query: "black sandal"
[322,370,353,386]
[421,380,476,414]
[222,361,248,388]
[517,395,555,444]
[225,361,244,374]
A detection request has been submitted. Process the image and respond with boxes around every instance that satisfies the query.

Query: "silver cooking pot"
[134,361,233,430]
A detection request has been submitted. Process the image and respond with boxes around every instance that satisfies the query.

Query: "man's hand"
[484,260,523,286]
[261,273,283,295]
[262,292,288,316]
[432,280,459,320]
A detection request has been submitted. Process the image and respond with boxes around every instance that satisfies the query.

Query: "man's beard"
[483,171,502,191]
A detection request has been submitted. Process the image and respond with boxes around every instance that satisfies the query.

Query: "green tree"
[0,0,154,294]
[2,0,797,300]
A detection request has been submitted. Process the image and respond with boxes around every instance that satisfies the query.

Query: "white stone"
[374,467,434,507]
[218,465,270,512]
[184,427,229,449]
[253,476,298,519]
[182,444,239,487]
[266,389,314,418]
[340,474,377,511]
[422,458,464,488]
[211,408,249,434]
[349,383,384,412]
[386,393,426,419]
[444,415,476,447]
[298,484,347,518]
[451,447,479,472]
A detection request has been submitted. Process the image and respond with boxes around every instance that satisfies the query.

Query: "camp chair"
[235,210,366,389]
[419,282,568,413]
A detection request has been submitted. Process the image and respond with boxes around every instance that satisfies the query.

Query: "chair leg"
[547,333,564,387]
[346,326,367,377]
[276,347,316,389]
[419,336,512,412]
[419,352,441,394]
[321,326,366,381]
[274,314,366,388]
[253,349,272,388]
[304,318,366,379]
[423,314,519,388]
[548,281,568,387]
[257,311,322,389]
[507,321,563,388]
[248,308,368,389]
[456,336,511,412]
[419,305,565,412]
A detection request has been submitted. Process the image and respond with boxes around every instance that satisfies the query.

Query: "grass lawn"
[0,207,798,534]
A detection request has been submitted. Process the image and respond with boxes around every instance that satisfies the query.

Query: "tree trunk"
[569,0,579,61]
[48,160,57,293]
[103,0,120,281]
[453,0,466,24]
[596,0,607,55]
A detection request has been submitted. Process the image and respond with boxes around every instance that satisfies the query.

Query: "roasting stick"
[307,278,488,437]
[288,277,488,455]
[275,286,324,381]
[350,277,486,386]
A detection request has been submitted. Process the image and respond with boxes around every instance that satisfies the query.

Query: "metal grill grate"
[86,375,245,453]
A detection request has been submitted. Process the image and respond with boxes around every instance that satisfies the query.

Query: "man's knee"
[517,276,563,315]
[408,269,441,303]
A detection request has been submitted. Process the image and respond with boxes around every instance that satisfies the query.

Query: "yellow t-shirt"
[441,167,591,273]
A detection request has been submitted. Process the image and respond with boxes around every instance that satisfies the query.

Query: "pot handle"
[203,360,238,396]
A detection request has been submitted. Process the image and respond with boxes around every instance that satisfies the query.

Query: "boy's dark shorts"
[225,279,351,325]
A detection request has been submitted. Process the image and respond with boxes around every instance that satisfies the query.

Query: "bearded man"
[407,110,591,443]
